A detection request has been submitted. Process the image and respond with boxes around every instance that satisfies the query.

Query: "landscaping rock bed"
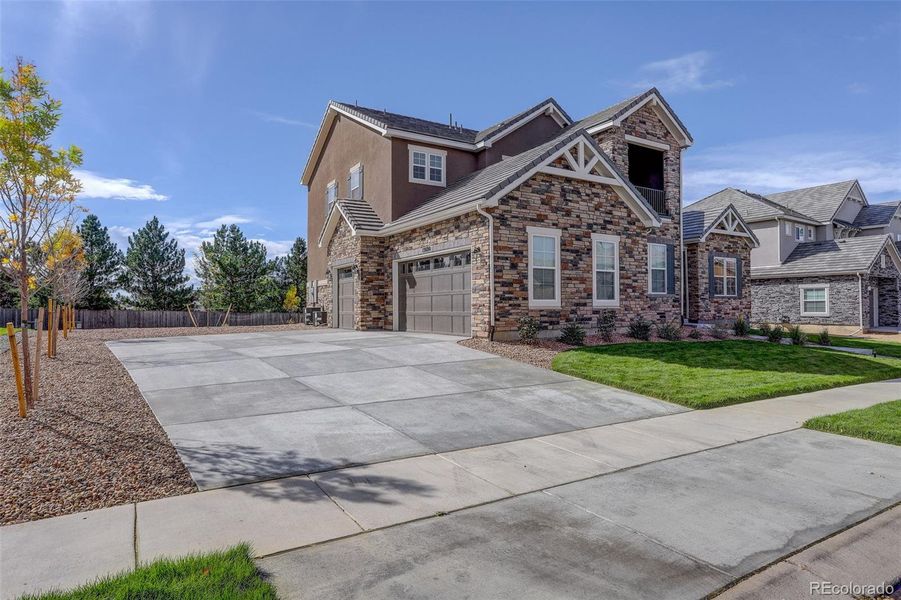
[0,324,316,525]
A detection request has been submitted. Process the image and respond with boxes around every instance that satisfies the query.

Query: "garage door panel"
[401,251,471,335]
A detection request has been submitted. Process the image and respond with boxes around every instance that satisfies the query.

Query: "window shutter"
[358,164,364,199]
[708,252,716,298]
[346,174,351,198]
[666,244,675,295]
[735,256,743,297]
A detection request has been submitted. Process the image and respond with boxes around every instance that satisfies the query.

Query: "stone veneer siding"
[751,245,901,329]
[490,172,681,337]
[685,233,752,323]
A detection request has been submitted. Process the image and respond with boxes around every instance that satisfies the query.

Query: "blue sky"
[3,1,900,264]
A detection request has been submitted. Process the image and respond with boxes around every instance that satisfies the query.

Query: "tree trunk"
[18,287,33,408]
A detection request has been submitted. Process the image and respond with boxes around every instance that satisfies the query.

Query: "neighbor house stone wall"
[865,245,901,327]
[491,172,681,337]
[686,233,752,323]
[751,275,863,327]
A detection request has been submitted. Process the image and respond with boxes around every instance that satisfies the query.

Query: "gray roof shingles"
[331,102,479,144]
[474,98,572,143]
[851,201,900,228]
[337,198,383,232]
[751,236,890,278]
[766,180,857,223]
[574,87,694,144]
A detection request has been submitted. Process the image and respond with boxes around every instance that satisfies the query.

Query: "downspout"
[679,153,685,322]
[855,272,865,336]
[476,202,496,340]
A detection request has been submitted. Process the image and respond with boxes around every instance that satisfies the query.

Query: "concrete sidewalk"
[2,378,900,599]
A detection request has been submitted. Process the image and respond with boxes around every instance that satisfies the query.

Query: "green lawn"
[804,400,901,446]
[22,545,276,600]
[551,340,901,409]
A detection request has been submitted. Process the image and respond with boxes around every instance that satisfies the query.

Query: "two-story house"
[301,89,694,339]
[688,181,901,333]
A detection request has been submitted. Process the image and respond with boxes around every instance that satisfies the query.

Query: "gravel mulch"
[459,330,744,370]
[1,323,317,525]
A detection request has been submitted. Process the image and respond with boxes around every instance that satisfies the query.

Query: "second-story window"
[326,180,337,212]
[349,163,363,199]
[409,145,446,187]
[795,225,805,242]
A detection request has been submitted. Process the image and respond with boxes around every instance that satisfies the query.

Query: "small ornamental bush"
[815,328,832,346]
[656,319,682,341]
[710,322,730,339]
[687,327,703,340]
[627,317,653,341]
[758,322,773,337]
[559,321,586,346]
[517,316,540,344]
[767,324,784,343]
[732,315,750,337]
[787,324,805,345]
[597,310,617,342]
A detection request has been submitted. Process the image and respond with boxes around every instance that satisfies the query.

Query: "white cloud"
[194,215,253,229]
[250,110,317,128]
[684,133,901,202]
[75,170,168,201]
[847,82,870,95]
[630,51,733,93]
[252,239,294,258]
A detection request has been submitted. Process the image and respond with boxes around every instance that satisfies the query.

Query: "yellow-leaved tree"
[0,58,83,410]
[283,284,300,313]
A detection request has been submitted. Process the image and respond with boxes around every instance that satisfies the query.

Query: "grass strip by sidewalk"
[21,544,276,600]
[804,400,901,446]
[828,336,901,359]
[552,340,901,409]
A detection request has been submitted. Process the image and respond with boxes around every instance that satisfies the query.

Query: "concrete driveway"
[109,329,683,489]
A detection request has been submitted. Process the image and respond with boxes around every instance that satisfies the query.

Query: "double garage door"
[398,250,471,335]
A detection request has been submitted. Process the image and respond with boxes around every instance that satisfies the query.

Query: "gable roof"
[852,200,900,228]
[331,102,479,144]
[317,198,384,248]
[751,235,901,278]
[474,98,572,144]
[688,188,815,224]
[766,180,860,224]
[682,201,759,246]
[380,128,660,235]
[576,87,693,147]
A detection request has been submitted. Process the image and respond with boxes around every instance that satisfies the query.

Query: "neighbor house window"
[800,285,829,316]
[648,243,667,294]
[527,226,561,308]
[409,145,446,186]
[795,226,805,241]
[592,233,619,306]
[808,227,815,240]
[326,180,337,212]
[713,256,737,297]
[349,163,362,199]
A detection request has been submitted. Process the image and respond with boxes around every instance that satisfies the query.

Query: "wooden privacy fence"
[0,308,299,329]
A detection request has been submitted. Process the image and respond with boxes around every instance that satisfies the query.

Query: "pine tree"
[195,224,276,312]
[77,214,124,308]
[123,217,193,309]
[284,237,307,308]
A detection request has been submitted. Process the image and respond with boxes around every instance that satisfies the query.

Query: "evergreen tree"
[123,217,193,309]
[283,237,307,308]
[195,224,276,312]
[77,214,124,308]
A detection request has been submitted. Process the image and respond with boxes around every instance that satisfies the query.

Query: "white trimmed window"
[326,180,337,212]
[409,145,446,186]
[713,256,737,297]
[349,163,362,198]
[527,226,561,308]
[800,285,829,316]
[795,225,805,241]
[648,243,667,294]
[808,226,815,240]
[592,233,619,306]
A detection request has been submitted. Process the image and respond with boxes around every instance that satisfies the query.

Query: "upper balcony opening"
[627,143,667,216]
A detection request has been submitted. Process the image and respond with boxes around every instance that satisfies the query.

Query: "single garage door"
[399,250,471,335]
[337,268,354,329]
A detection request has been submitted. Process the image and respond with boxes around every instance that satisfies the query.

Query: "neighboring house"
[692,181,901,333]
[302,88,693,338]
[681,201,758,324]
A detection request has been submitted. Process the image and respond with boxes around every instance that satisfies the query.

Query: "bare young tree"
[0,59,82,409]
